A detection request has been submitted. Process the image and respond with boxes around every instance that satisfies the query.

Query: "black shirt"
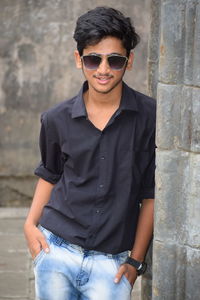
[35,81,156,254]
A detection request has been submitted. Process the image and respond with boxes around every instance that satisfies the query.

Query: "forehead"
[83,36,126,55]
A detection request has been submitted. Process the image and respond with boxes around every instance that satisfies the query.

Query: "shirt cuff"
[138,187,155,201]
[34,163,61,184]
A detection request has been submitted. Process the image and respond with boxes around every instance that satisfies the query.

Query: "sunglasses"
[81,54,128,70]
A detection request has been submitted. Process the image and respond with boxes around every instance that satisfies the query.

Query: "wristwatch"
[124,257,147,276]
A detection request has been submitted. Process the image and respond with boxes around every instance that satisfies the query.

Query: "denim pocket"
[113,253,133,290]
[33,249,46,265]
[33,225,52,266]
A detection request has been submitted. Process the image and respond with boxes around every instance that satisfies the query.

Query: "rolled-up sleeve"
[138,130,156,201]
[34,112,64,184]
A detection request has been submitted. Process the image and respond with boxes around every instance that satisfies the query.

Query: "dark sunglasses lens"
[108,56,127,70]
[82,56,101,69]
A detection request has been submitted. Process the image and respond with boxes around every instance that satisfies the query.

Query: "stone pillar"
[149,0,200,299]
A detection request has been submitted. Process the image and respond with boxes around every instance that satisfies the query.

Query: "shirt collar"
[119,82,139,112]
[71,81,88,118]
[71,81,138,119]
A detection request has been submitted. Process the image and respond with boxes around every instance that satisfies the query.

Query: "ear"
[126,52,134,70]
[74,50,82,69]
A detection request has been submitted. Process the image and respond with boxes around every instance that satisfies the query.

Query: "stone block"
[184,247,200,300]
[179,86,200,152]
[159,1,185,84]
[184,153,200,247]
[155,149,200,247]
[156,83,182,149]
[156,83,200,152]
[152,241,187,300]
[184,0,200,86]
[147,0,160,98]
[147,60,158,99]
[155,149,189,243]
[148,0,161,62]
[190,87,200,151]
[192,2,200,87]
[152,241,200,300]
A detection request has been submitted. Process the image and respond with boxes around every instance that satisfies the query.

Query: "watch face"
[137,262,147,275]
[137,263,143,271]
[125,257,147,276]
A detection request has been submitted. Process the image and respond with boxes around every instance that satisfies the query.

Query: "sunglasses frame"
[81,53,128,70]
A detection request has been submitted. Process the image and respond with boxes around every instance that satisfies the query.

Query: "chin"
[93,86,115,94]
[90,80,122,94]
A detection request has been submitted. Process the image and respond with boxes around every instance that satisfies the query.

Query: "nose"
[97,56,110,73]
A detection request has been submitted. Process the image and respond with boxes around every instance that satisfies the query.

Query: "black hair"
[73,6,140,56]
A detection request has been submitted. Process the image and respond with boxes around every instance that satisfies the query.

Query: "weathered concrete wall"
[149,0,200,299]
[0,0,151,207]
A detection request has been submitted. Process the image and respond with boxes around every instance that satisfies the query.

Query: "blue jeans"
[34,225,133,300]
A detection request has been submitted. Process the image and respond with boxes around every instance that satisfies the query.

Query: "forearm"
[130,198,154,261]
[24,178,54,227]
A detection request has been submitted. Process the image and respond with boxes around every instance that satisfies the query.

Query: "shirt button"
[100,156,105,160]
[96,210,100,213]
[99,184,104,188]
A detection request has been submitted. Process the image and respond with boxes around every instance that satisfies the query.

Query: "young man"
[24,6,156,300]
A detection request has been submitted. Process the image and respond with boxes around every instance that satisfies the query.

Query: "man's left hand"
[114,263,137,287]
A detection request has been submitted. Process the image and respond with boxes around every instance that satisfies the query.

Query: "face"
[74,36,133,95]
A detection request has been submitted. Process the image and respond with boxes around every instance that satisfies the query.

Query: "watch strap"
[124,257,147,275]
[125,257,142,270]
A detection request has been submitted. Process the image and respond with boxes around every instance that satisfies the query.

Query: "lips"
[94,75,113,84]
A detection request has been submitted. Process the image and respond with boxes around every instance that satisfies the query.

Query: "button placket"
[97,132,107,196]
[86,131,108,248]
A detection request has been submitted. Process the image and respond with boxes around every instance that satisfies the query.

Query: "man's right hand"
[24,224,50,259]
